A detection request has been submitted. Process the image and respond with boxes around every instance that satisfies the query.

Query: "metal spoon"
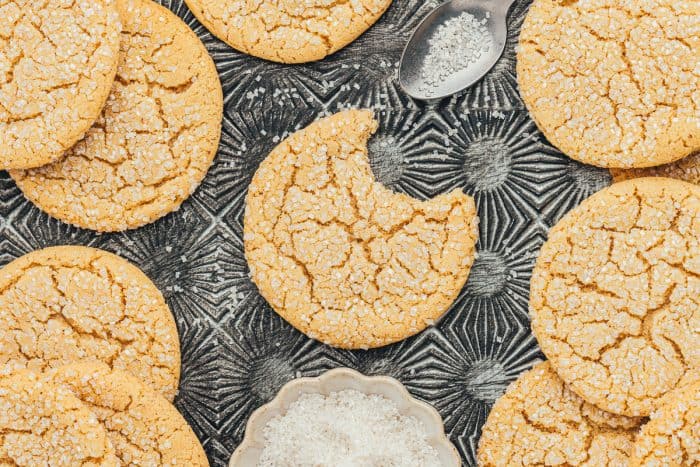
[399,0,516,101]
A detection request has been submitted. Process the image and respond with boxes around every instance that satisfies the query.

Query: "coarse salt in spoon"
[399,0,516,101]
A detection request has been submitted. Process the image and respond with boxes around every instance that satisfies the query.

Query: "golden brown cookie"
[630,377,700,466]
[477,362,643,466]
[530,177,700,417]
[517,0,700,168]
[611,152,700,185]
[46,362,209,467]
[10,0,223,232]
[0,370,119,466]
[0,0,121,170]
[183,0,393,63]
[0,245,180,401]
[244,109,478,349]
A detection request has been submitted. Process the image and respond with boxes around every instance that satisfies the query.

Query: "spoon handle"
[500,0,518,13]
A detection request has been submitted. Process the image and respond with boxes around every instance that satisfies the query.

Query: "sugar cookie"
[10,0,223,232]
[630,378,700,466]
[0,370,119,466]
[478,362,642,466]
[46,362,209,467]
[530,177,700,417]
[244,109,478,349]
[0,0,121,170]
[184,0,393,63]
[517,0,700,168]
[0,246,180,400]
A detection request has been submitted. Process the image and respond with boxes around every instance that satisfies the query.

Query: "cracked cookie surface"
[630,378,699,466]
[517,0,700,168]
[46,362,209,467]
[531,178,700,417]
[477,362,642,466]
[0,246,180,401]
[10,0,223,232]
[183,0,393,63]
[244,109,478,349]
[611,152,700,185]
[0,0,121,170]
[0,370,119,466]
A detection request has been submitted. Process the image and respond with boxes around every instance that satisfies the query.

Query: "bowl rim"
[229,367,461,466]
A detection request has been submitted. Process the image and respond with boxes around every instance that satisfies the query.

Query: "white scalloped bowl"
[229,368,461,466]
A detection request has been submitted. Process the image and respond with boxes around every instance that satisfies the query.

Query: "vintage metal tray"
[0,0,612,465]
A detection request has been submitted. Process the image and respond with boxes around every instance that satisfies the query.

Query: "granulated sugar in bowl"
[229,368,460,466]
[258,390,442,466]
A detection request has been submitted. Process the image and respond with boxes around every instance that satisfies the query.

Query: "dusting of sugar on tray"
[257,389,443,466]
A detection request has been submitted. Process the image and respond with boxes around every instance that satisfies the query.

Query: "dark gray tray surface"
[0,0,612,465]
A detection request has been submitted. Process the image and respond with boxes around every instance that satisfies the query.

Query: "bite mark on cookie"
[244,109,478,349]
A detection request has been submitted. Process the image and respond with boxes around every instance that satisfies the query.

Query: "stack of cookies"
[477,1,699,464]
[0,1,219,462]
[0,0,223,232]
[0,245,208,465]
[478,177,700,466]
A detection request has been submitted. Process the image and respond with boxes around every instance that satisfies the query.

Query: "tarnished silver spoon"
[399,0,516,101]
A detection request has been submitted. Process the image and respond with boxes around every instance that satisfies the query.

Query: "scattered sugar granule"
[418,12,492,97]
[257,390,443,467]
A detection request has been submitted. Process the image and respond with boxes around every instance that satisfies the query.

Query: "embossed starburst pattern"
[536,157,612,228]
[217,303,347,449]
[0,0,623,465]
[409,325,542,464]
[365,109,446,199]
[175,319,221,451]
[0,173,24,222]
[430,109,559,224]
[457,214,544,327]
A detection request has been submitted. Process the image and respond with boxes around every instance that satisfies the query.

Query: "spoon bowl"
[399,0,515,101]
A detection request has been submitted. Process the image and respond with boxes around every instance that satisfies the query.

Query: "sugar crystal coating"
[518,0,700,168]
[46,362,208,467]
[531,178,700,417]
[244,109,478,349]
[0,0,121,170]
[183,0,393,63]
[0,370,119,466]
[478,362,643,466]
[630,378,700,466]
[10,0,223,232]
[0,246,181,401]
